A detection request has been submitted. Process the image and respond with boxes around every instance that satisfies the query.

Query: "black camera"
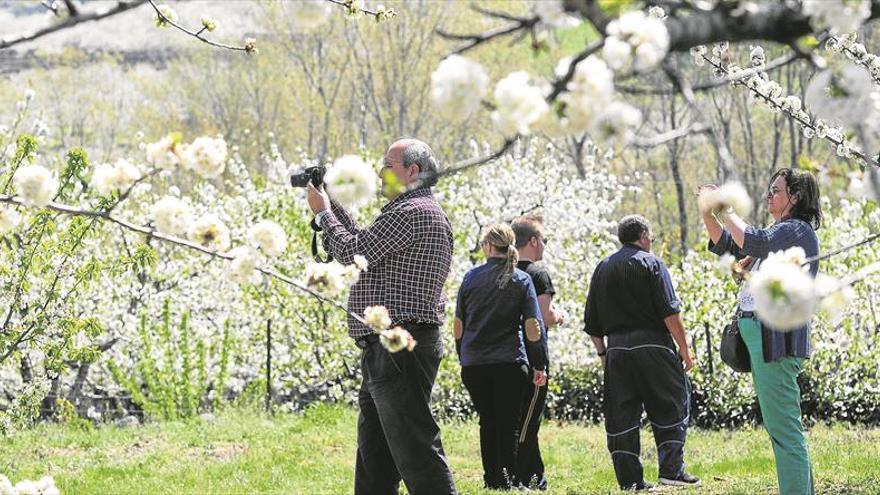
[290,165,326,188]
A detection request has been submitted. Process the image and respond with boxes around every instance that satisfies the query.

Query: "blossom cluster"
[601,9,670,73]
[145,134,228,178]
[696,182,753,217]
[91,158,141,197]
[323,155,378,209]
[749,247,859,330]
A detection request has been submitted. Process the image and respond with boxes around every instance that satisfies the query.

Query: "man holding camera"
[307,138,457,495]
[511,215,563,491]
[583,215,698,491]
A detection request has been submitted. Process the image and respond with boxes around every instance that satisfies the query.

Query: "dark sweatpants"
[604,330,690,489]
[355,324,457,495]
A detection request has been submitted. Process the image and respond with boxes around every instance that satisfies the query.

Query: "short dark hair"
[769,168,823,229]
[617,215,650,244]
[511,215,544,248]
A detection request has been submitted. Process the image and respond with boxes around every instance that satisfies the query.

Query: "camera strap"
[311,230,333,263]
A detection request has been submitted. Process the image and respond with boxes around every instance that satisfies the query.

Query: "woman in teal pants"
[699,168,822,495]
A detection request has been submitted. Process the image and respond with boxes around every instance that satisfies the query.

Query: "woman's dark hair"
[769,168,823,229]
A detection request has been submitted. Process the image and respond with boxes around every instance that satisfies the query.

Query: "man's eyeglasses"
[534,236,549,246]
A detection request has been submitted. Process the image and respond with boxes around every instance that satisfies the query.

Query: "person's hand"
[599,355,606,368]
[532,369,548,387]
[306,182,330,215]
[554,307,566,326]
[680,349,695,372]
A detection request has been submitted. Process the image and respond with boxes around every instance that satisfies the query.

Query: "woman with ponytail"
[453,224,549,490]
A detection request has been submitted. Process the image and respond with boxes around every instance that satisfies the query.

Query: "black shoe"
[623,480,654,491]
[658,472,701,487]
[527,475,548,491]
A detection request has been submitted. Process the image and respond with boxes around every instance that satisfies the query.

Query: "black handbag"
[720,311,751,373]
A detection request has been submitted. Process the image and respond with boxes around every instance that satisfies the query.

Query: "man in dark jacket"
[583,215,699,491]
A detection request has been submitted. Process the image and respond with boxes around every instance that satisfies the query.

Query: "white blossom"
[750,250,817,331]
[364,305,392,332]
[430,55,489,122]
[805,65,873,126]
[0,208,21,234]
[697,181,753,217]
[181,136,228,179]
[603,10,670,72]
[324,155,378,209]
[145,135,182,170]
[750,45,766,67]
[24,89,35,101]
[380,326,416,353]
[200,15,218,32]
[490,71,549,136]
[188,213,231,251]
[13,165,57,207]
[601,36,633,72]
[589,101,642,144]
[802,0,871,34]
[556,55,616,134]
[248,220,287,257]
[288,1,333,31]
[228,246,262,285]
[90,158,141,196]
[304,261,351,297]
[354,254,368,271]
[154,4,178,27]
[690,45,707,66]
[151,196,191,236]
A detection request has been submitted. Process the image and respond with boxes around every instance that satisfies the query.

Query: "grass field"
[1,404,878,494]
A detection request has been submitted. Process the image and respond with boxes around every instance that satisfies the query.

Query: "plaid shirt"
[319,187,454,339]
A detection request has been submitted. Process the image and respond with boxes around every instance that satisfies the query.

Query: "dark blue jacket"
[456,258,545,368]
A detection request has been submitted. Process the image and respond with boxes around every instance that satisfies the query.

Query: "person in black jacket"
[510,215,563,491]
[584,215,698,491]
[454,223,548,490]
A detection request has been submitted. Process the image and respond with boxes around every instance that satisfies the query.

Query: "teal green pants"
[739,317,814,495]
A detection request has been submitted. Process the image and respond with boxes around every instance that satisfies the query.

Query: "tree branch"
[436,15,539,58]
[147,0,254,53]
[0,1,148,50]
[0,195,369,327]
[632,122,710,148]
[662,60,737,179]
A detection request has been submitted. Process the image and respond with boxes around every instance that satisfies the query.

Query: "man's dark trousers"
[517,371,548,488]
[604,330,689,489]
[354,324,457,495]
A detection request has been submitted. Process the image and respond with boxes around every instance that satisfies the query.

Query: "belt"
[737,310,756,319]
[355,334,380,349]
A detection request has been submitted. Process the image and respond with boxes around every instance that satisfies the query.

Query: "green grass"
[1,405,878,494]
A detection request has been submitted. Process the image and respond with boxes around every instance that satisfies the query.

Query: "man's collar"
[382,186,432,211]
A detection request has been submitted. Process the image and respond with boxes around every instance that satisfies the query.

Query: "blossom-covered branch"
[0,194,367,327]
[699,52,877,168]
[147,0,256,53]
[325,0,396,19]
[0,0,147,50]
[618,48,809,96]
